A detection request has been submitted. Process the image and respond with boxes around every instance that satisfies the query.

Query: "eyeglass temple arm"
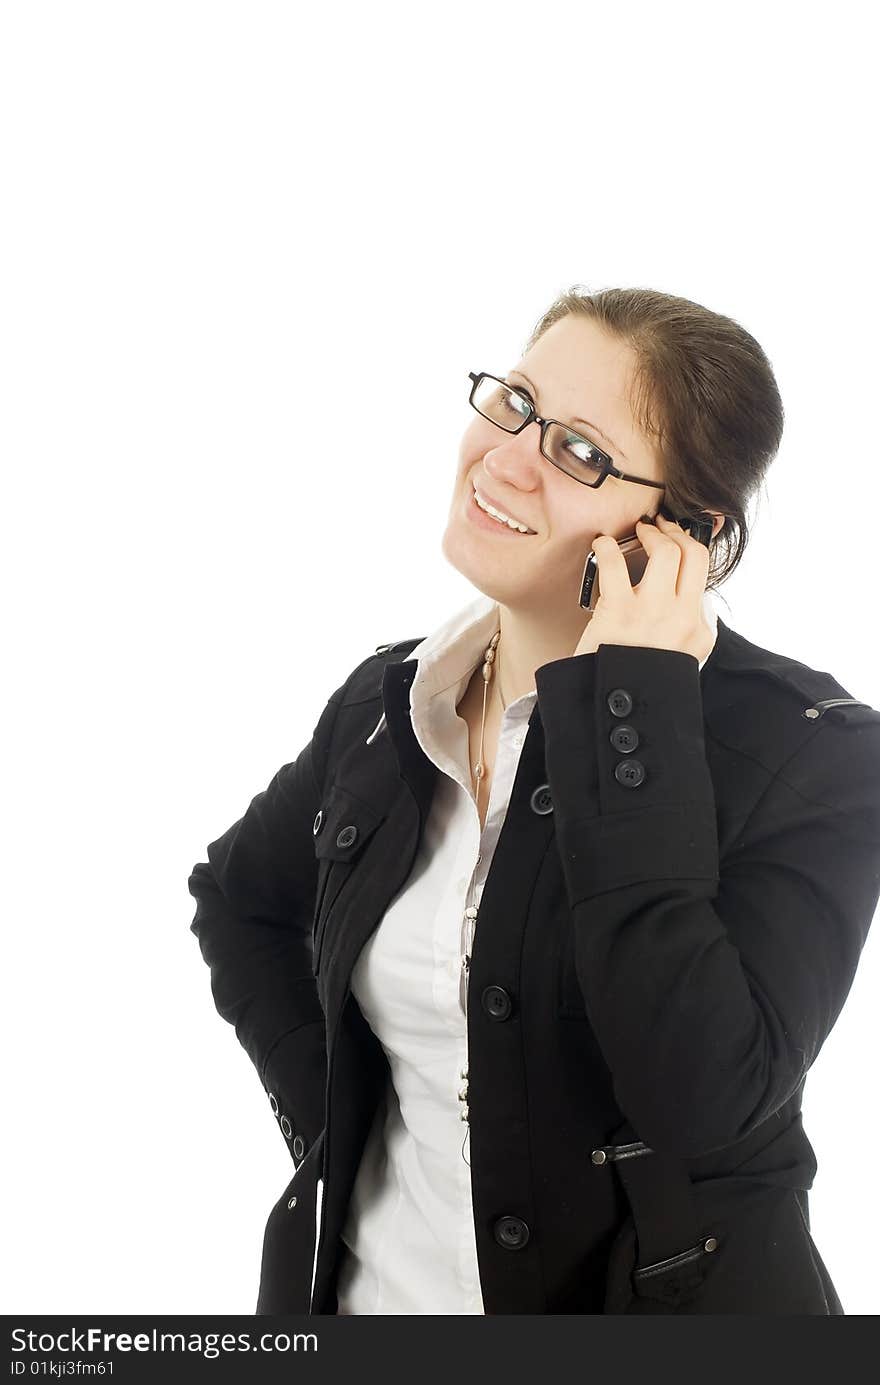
[609,467,665,490]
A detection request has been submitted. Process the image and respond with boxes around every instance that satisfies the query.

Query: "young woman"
[188,286,880,1315]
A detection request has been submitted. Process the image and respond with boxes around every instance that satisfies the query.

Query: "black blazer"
[187,615,880,1315]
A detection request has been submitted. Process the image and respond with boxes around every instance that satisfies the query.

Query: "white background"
[2,0,878,1315]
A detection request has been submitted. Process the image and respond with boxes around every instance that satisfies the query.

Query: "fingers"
[632,514,681,593]
[590,532,633,601]
[639,513,709,601]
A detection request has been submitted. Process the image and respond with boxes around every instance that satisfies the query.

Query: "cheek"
[569,492,629,541]
[548,508,627,568]
[460,417,486,452]
[456,429,482,480]
[554,501,603,544]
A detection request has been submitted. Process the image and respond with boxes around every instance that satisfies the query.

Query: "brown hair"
[524,285,785,591]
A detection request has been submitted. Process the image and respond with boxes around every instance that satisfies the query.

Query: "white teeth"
[473,488,533,533]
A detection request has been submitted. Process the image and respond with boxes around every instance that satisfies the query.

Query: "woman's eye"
[563,436,605,473]
[565,435,597,461]
[501,391,530,418]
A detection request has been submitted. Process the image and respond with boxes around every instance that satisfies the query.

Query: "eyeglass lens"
[470,376,607,485]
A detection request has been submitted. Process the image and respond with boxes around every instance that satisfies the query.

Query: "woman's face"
[441,314,667,617]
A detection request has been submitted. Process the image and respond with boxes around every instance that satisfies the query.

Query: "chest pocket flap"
[311,782,385,969]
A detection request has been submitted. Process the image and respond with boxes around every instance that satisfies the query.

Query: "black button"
[493,1215,530,1250]
[312,810,324,836]
[607,688,633,717]
[529,783,553,815]
[482,985,513,1021]
[293,1135,305,1160]
[609,724,639,753]
[336,824,358,849]
[614,758,646,787]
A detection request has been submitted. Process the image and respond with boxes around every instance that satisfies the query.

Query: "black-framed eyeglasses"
[468,371,666,492]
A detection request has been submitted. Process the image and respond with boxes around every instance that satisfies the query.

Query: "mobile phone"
[578,507,714,612]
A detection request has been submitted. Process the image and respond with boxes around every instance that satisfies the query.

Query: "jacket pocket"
[311,782,385,974]
[603,1213,713,1314]
[604,1173,837,1315]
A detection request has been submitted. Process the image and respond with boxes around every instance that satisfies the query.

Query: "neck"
[492,600,593,705]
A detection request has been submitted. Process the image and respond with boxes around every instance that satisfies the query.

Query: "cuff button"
[607,688,633,717]
[614,758,646,787]
[609,724,639,753]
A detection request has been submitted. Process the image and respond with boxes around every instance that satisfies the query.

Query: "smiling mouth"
[471,486,537,534]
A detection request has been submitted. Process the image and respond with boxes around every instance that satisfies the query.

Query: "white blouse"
[332,590,719,1314]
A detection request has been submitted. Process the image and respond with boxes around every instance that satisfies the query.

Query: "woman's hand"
[573,512,714,663]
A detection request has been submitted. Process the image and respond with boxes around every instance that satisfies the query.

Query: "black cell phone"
[578,506,714,612]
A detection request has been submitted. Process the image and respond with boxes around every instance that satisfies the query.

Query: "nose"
[483,432,544,493]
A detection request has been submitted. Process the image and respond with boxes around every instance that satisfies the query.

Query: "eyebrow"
[507,369,628,462]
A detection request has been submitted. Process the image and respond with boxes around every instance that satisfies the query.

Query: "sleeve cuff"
[535,645,719,901]
[260,1017,328,1162]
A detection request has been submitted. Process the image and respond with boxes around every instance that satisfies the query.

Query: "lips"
[471,484,537,534]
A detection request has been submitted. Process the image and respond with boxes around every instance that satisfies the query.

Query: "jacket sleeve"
[187,666,361,1163]
[534,643,880,1160]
